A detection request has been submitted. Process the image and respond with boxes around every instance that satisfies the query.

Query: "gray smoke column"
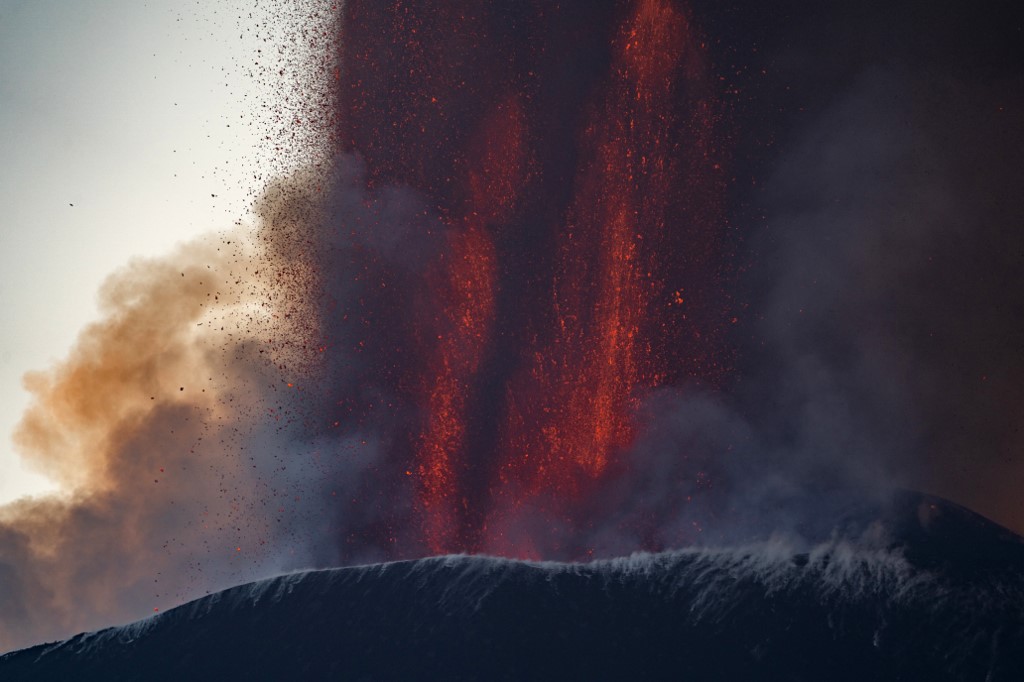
[734,1,1024,533]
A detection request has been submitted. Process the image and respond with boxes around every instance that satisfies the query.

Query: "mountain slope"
[2,491,1023,681]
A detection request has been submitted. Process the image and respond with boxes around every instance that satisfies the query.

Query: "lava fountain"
[335,0,732,557]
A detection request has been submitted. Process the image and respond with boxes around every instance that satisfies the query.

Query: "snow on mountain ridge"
[2,491,1022,680]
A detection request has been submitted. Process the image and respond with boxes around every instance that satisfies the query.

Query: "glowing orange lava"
[491,0,714,546]
[416,95,532,552]
[417,224,496,551]
[338,0,731,557]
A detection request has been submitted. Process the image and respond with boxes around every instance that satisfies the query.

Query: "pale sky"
[0,0,287,502]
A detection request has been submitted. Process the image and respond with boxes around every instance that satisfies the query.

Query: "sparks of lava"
[338,0,731,556]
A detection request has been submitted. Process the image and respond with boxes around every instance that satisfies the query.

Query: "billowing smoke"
[0,191,314,649]
[0,145,470,651]
[1,0,1022,654]
[731,0,1024,532]
[572,0,1024,545]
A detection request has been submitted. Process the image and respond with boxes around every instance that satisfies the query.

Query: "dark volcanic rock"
[2,491,1022,681]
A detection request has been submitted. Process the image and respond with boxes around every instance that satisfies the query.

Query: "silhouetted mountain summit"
[870,490,1024,576]
[2,490,1022,681]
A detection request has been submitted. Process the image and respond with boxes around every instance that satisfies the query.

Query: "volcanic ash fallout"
[0,0,737,652]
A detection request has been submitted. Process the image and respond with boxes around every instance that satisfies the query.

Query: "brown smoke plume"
[0,174,342,652]
[0,0,348,649]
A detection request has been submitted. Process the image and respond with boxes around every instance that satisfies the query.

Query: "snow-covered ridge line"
[4,492,1023,681]
[33,532,1001,659]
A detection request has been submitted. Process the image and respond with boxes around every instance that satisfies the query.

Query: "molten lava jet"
[338,0,732,556]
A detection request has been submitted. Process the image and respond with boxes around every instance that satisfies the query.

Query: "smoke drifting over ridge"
[736,0,1024,529]
[1,0,1022,654]
[0,215,338,650]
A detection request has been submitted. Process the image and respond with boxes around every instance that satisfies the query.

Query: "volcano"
[2,490,1021,681]
[2,0,1021,669]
